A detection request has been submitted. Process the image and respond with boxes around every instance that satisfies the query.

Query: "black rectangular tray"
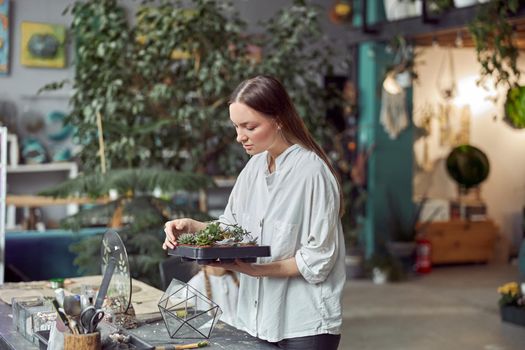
[168,245,271,264]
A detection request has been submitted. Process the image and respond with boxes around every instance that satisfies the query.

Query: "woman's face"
[229,102,279,155]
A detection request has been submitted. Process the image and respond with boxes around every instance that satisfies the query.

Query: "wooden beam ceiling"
[413,17,525,50]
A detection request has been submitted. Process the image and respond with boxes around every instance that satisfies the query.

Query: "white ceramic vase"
[383,0,422,21]
[454,0,478,7]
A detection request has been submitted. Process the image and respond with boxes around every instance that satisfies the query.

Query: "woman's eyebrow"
[231,121,253,127]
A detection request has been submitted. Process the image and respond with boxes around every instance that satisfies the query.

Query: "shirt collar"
[264,144,301,175]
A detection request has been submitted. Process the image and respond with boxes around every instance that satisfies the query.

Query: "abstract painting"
[20,21,66,68]
[0,0,9,75]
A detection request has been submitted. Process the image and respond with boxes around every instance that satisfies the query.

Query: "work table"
[0,277,276,350]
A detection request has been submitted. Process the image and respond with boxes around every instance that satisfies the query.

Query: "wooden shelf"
[6,195,107,207]
[7,162,77,174]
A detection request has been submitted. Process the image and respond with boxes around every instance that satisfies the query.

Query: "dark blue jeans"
[271,334,341,350]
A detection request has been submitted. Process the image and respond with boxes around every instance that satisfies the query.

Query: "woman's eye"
[246,126,255,131]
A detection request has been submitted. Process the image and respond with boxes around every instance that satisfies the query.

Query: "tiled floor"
[340,264,525,350]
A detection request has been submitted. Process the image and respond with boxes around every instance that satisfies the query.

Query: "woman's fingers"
[164,219,185,242]
[175,218,190,232]
[163,237,175,250]
[163,218,192,249]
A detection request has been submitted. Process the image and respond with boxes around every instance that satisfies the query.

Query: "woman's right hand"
[162,218,195,250]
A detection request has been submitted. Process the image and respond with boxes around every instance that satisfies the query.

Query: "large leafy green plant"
[44,0,344,175]
[42,0,348,286]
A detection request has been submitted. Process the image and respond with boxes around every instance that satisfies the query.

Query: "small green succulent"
[194,231,216,246]
[178,222,255,246]
[221,223,254,243]
[177,233,196,245]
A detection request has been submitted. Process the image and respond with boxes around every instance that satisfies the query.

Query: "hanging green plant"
[468,0,521,89]
[468,0,525,129]
[504,85,525,129]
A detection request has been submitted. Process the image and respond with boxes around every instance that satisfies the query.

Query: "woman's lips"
[243,144,253,149]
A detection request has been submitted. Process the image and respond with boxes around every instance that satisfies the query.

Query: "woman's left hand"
[212,257,299,279]
[212,259,259,277]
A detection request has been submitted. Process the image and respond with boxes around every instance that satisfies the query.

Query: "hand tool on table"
[52,299,78,334]
[79,305,105,333]
[154,341,209,350]
[95,255,117,309]
[79,255,117,333]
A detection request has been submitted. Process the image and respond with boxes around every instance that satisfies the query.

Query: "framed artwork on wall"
[0,0,9,76]
[20,21,66,68]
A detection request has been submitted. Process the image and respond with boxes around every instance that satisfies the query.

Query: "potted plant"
[385,193,439,274]
[176,222,256,247]
[468,0,524,129]
[498,282,525,327]
[366,250,405,283]
[428,0,454,13]
[173,222,269,263]
[341,178,367,279]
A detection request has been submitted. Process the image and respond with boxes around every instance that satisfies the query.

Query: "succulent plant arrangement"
[177,222,257,247]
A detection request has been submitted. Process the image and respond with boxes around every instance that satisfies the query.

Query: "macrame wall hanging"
[455,105,471,146]
[380,38,413,140]
[436,49,457,147]
[413,103,434,172]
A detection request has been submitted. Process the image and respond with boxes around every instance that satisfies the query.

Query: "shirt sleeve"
[295,170,342,284]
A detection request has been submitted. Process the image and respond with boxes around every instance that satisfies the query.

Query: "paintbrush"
[154,341,209,350]
[52,299,78,334]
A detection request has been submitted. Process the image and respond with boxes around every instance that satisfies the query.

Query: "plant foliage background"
[43,0,351,287]
[46,0,344,175]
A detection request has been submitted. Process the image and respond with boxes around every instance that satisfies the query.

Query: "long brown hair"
[229,75,344,216]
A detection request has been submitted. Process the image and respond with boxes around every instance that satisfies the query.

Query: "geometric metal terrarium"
[158,279,222,339]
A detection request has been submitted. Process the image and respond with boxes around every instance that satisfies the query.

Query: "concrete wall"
[413,46,525,250]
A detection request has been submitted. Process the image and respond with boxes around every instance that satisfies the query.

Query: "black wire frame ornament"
[158,278,222,339]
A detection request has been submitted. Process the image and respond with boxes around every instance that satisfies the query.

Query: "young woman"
[163,75,345,350]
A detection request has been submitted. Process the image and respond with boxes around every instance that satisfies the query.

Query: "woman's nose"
[236,131,247,143]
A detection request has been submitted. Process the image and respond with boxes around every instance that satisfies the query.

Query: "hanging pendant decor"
[435,49,458,146]
[446,144,490,190]
[504,85,525,129]
[380,72,408,139]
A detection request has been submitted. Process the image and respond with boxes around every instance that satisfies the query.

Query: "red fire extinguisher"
[415,237,432,274]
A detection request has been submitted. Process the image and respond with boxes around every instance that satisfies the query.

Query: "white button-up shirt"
[219,144,346,342]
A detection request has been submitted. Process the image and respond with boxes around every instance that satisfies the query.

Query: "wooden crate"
[420,220,499,264]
